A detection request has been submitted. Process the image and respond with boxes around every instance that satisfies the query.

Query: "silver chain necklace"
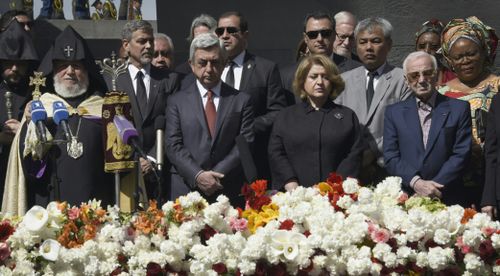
[66,117,83,159]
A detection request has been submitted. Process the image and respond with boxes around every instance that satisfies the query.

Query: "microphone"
[31,100,48,143]
[113,115,148,159]
[154,115,165,171]
[52,101,71,142]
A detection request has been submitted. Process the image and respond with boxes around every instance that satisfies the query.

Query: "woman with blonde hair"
[269,54,363,191]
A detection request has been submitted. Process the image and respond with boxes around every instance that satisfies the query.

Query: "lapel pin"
[334,112,343,119]
[247,64,252,69]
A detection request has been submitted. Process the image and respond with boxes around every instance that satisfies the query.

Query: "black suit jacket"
[166,81,254,203]
[269,101,363,189]
[105,65,179,156]
[280,53,362,105]
[483,94,500,206]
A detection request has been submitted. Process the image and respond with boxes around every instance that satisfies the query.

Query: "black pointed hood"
[0,19,38,61]
[37,25,106,94]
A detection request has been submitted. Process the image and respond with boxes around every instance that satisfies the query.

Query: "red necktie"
[205,90,216,138]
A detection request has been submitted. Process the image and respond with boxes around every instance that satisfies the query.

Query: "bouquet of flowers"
[0,174,499,275]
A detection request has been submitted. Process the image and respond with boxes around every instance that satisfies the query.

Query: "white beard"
[53,75,89,99]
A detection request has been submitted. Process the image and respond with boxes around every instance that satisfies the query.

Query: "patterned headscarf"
[415,19,444,42]
[440,16,498,65]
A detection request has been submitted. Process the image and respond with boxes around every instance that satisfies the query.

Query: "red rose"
[249,196,271,210]
[279,219,294,230]
[146,262,164,276]
[212,263,228,274]
[0,221,15,242]
[479,239,495,261]
[200,225,217,245]
[268,263,287,276]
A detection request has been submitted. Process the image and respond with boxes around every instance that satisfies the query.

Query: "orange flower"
[250,180,268,197]
[133,200,165,235]
[461,208,477,224]
[316,182,332,195]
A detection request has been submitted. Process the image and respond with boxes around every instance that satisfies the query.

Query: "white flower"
[427,247,454,271]
[336,195,354,209]
[342,177,359,194]
[22,205,48,232]
[270,230,307,262]
[462,228,484,248]
[39,239,61,261]
[434,229,451,245]
[464,253,484,273]
[492,233,500,249]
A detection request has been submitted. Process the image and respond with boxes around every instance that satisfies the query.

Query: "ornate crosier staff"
[29,71,46,101]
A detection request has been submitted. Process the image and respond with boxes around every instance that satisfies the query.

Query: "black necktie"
[136,70,148,117]
[225,61,235,88]
[366,71,378,109]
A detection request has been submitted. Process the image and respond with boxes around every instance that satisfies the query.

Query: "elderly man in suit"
[216,11,286,180]
[384,51,471,206]
[166,33,254,206]
[105,20,179,199]
[281,11,362,105]
[335,17,411,184]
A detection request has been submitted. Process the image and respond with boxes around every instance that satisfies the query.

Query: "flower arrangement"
[0,174,499,275]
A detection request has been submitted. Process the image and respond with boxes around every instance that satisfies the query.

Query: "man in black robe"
[0,19,38,207]
[2,26,113,215]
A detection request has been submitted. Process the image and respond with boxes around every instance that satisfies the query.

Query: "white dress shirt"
[221,50,245,90]
[364,62,387,91]
[128,63,151,99]
[197,80,221,111]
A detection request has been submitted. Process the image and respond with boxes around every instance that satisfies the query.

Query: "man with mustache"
[109,20,179,200]
[335,17,411,185]
[3,26,114,214]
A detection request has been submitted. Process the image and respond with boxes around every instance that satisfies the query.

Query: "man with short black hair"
[216,11,286,180]
[281,11,362,104]
[335,17,411,184]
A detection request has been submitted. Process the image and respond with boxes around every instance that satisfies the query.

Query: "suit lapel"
[424,94,450,158]
[402,97,425,152]
[143,71,160,121]
[120,73,143,127]
[354,68,369,122]
[239,52,255,91]
[190,82,211,136]
[367,65,393,122]
[212,84,234,146]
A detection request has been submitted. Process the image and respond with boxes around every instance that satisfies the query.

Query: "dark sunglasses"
[406,69,436,83]
[305,29,333,39]
[153,50,172,58]
[215,26,240,36]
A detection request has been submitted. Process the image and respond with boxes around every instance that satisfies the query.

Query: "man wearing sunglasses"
[383,51,471,206]
[281,11,362,105]
[216,11,286,180]
[152,33,175,70]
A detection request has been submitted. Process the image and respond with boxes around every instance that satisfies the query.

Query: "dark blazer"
[384,93,472,206]
[280,53,362,105]
[269,101,363,189]
[106,65,179,156]
[482,94,500,207]
[165,81,254,204]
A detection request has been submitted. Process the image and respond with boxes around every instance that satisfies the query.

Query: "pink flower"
[482,227,496,237]
[68,207,80,220]
[367,221,377,234]
[371,228,390,243]
[456,236,471,254]
[229,217,248,232]
[397,193,409,204]
[0,242,10,261]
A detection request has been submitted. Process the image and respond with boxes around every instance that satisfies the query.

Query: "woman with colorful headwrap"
[438,16,499,209]
[415,19,456,85]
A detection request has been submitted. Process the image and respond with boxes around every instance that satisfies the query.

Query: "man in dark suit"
[335,17,411,185]
[281,11,362,105]
[216,11,286,180]
[384,52,471,206]
[166,33,254,206]
[106,20,178,199]
[482,94,500,218]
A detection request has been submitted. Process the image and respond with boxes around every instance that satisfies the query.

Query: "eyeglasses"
[305,29,334,39]
[215,27,240,37]
[336,33,354,41]
[406,69,436,83]
[153,50,172,58]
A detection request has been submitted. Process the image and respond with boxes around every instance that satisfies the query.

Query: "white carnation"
[342,177,359,194]
[434,229,451,245]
